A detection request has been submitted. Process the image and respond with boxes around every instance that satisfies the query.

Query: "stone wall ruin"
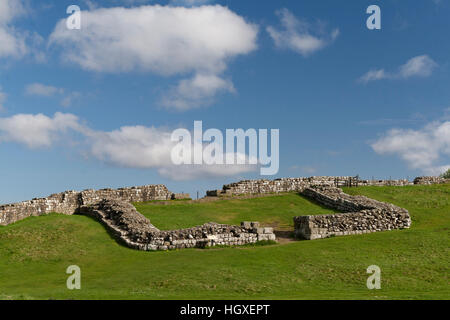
[413,176,449,185]
[79,199,276,251]
[294,186,411,240]
[208,176,416,197]
[0,184,276,251]
[2,174,442,245]
[0,185,172,226]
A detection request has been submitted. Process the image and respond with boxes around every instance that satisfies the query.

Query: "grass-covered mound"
[0,185,448,300]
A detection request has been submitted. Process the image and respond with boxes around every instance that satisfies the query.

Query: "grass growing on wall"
[0,185,448,300]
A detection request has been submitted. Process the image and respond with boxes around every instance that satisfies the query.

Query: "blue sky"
[0,0,449,203]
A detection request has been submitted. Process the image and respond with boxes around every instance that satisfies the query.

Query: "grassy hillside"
[134,193,338,230]
[0,185,448,300]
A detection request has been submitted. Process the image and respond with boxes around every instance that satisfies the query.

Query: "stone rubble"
[79,199,276,251]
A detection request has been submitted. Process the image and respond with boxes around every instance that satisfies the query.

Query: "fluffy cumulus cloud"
[0,113,83,148]
[359,55,438,83]
[267,8,339,57]
[88,125,256,180]
[49,5,258,110]
[371,120,450,175]
[86,126,175,169]
[0,0,27,58]
[0,112,257,180]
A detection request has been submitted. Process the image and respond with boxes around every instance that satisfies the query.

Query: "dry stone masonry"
[205,176,421,240]
[1,175,444,246]
[0,185,172,226]
[208,176,419,197]
[294,186,411,240]
[78,199,275,251]
[413,176,449,185]
[0,184,275,251]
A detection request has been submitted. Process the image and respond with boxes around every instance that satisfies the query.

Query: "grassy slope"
[134,193,338,230]
[0,185,448,300]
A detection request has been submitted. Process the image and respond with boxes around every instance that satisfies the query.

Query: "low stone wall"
[0,185,172,226]
[80,185,171,206]
[294,186,411,240]
[358,179,412,186]
[216,177,343,196]
[79,199,276,251]
[208,176,416,197]
[414,176,449,185]
[0,191,81,226]
[171,193,191,200]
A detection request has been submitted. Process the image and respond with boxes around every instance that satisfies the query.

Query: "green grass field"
[0,185,448,300]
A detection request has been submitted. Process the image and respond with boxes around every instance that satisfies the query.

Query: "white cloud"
[49,5,258,110]
[0,0,27,59]
[359,69,387,83]
[0,112,257,179]
[0,0,25,23]
[161,73,235,111]
[48,5,258,73]
[267,8,339,56]
[84,124,256,180]
[0,0,45,61]
[359,55,438,83]
[371,120,450,175]
[86,125,175,169]
[398,55,437,78]
[0,113,83,148]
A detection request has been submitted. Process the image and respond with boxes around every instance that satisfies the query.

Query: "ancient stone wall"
[357,179,412,187]
[414,176,449,185]
[208,176,415,197]
[294,186,411,240]
[171,193,192,200]
[80,185,171,206]
[216,177,340,196]
[207,175,448,199]
[0,185,172,226]
[79,199,276,251]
